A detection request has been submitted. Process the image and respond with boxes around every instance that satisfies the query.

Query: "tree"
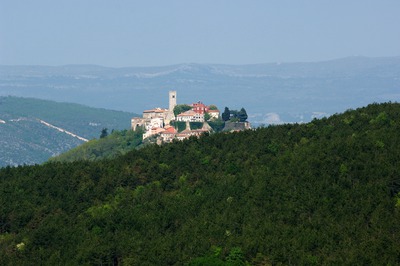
[100,128,108,138]
[173,104,192,117]
[238,108,248,122]
[226,247,246,265]
[208,118,225,132]
[208,104,218,110]
[204,112,211,121]
[222,107,230,121]
[230,110,238,119]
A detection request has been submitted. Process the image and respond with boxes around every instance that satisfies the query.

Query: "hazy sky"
[1,0,399,67]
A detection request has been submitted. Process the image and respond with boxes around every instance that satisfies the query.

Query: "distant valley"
[1,56,400,125]
[0,96,137,167]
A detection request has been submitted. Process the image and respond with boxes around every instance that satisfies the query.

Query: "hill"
[0,96,137,166]
[49,129,145,162]
[1,56,400,125]
[49,121,244,163]
[0,102,399,265]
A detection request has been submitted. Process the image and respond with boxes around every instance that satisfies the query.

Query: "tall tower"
[165,90,177,124]
[169,90,177,111]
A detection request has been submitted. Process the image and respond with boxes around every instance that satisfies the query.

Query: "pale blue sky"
[1,0,399,67]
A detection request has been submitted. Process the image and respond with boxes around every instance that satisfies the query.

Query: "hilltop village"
[131,91,250,144]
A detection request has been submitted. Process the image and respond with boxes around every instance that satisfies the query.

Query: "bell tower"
[169,90,177,111]
[165,90,177,124]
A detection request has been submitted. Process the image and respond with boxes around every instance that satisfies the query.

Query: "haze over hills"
[1,56,399,125]
[0,96,137,167]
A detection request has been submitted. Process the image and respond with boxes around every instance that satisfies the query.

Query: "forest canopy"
[1,102,400,265]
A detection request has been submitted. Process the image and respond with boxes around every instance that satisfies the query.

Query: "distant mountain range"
[0,96,137,167]
[1,56,399,125]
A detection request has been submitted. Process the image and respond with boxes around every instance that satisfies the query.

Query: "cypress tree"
[222,107,230,121]
[238,108,248,122]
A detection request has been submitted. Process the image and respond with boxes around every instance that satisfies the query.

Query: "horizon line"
[1,55,400,69]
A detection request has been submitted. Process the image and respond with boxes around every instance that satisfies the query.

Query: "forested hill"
[1,102,400,265]
[49,129,145,162]
[0,96,137,166]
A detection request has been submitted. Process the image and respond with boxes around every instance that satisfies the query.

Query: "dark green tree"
[204,112,211,121]
[208,104,218,110]
[226,247,246,265]
[100,128,108,138]
[238,108,248,122]
[173,104,192,117]
[222,107,230,121]
[208,119,225,132]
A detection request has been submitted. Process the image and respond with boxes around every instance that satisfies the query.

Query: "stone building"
[131,91,177,132]
[131,117,144,131]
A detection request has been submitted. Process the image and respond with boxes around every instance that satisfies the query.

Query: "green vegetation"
[222,107,230,121]
[204,112,211,121]
[171,121,187,132]
[50,129,144,162]
[208,104,218,110]
[173,104,192,117]
[237,108,248,122]
[100,128,109,139]
[1,102,400,265]
[222,107,248,122]
[190,122,203,130]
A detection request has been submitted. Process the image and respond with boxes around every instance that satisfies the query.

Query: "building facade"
[176,110,204,122]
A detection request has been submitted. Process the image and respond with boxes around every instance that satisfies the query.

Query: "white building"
[146,118,164,131]
[176,110,204,122]
[143,127,166,139]
[207,109,220,120]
